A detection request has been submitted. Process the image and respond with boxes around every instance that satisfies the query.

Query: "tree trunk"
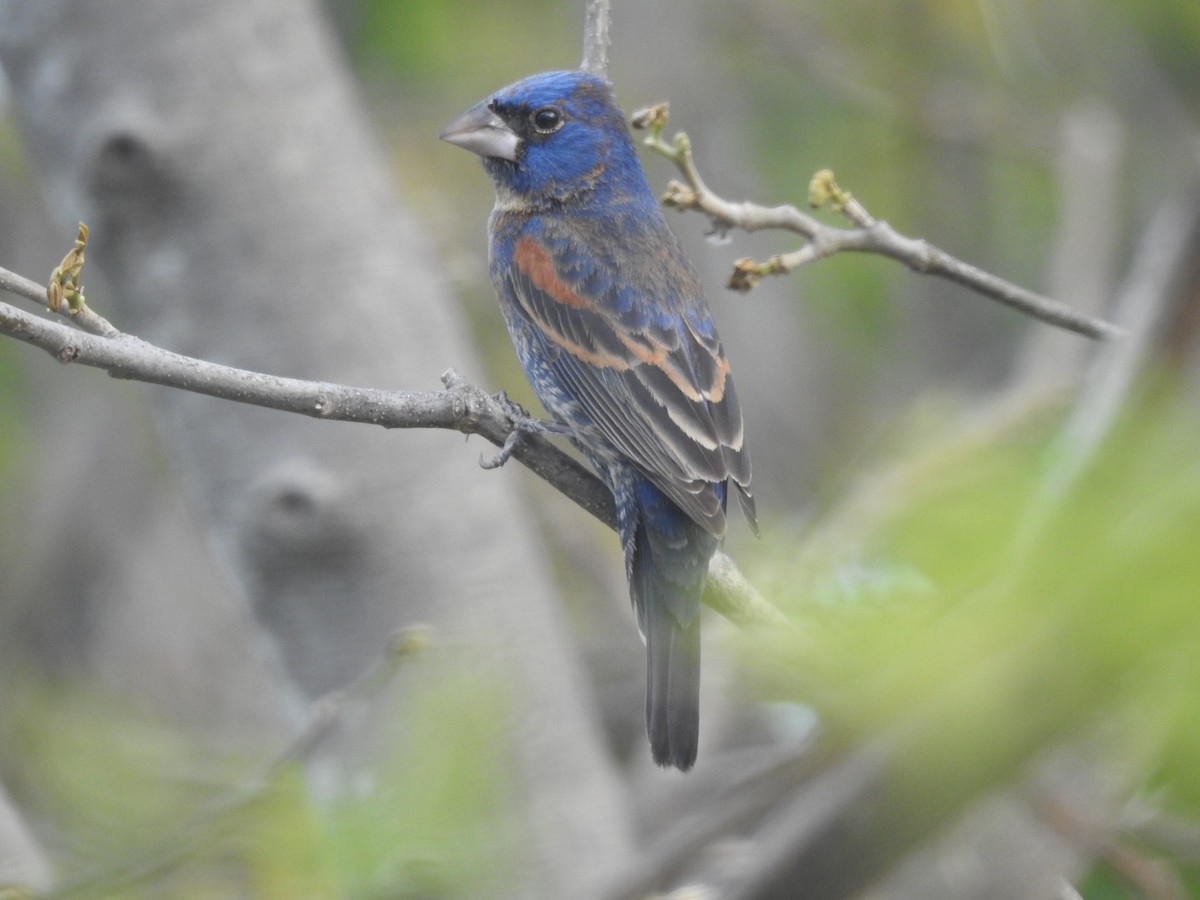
[0,0,632,893]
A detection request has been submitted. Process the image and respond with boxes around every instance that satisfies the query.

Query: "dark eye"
[531,106,563,134]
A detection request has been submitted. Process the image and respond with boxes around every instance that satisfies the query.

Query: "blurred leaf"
[0,666,515,897]
[742,383,1200,870]
[342,0,574,87]
[327,671,517,899]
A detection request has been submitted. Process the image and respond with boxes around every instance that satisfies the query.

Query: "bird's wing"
[504,223,755,537]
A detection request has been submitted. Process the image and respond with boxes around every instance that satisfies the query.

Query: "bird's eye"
[531,106,564,134]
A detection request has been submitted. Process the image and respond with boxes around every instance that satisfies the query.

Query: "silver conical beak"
[439,101,520,162]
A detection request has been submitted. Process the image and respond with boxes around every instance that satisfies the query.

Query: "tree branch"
[630,106,1124,342]
[0,265,776,627]
[579,0,611,77]
[0,282,612,523]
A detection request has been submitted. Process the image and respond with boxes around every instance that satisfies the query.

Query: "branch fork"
[631,105,1123,342]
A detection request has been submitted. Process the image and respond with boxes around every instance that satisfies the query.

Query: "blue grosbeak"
[441,70,755,771]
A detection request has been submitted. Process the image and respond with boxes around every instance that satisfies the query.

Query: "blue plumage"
[441,70,755,770]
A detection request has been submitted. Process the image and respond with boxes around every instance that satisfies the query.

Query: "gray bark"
[0,0,631,894]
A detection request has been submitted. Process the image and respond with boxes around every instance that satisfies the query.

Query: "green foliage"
[326,673,517,899]
[1109,0,1200,89]
[0,669,516,898]
[1,681,255,896]
[742,384,1200,884]
[344,0,574,87]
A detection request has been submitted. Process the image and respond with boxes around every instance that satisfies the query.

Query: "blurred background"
[1,1,1199,897]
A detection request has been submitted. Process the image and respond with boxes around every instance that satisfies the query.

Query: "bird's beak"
[439,101,520,162]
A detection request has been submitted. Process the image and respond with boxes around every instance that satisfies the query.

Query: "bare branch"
[0,267,777,627]
[0,284,610,521]
[579,0,610,76]
[631,108,1124,342]
[0,265,47,306]
[705,551,799,636]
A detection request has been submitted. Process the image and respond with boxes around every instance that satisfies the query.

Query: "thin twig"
[631,107,1124,342]
[579,0,610,76]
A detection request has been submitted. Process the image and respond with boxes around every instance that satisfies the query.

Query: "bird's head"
[440,70,648,207]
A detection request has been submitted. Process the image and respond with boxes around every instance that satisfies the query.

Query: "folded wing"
[506,225,755,537]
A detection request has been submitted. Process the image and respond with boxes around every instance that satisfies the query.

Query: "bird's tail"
[628,485,717,771]
[642,574,701,770]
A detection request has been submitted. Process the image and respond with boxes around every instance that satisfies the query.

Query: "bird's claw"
[492,390,527,420]
[480,404,570,470]
[481,427,524,470]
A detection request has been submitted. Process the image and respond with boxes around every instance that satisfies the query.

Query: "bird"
[440,69,755,771]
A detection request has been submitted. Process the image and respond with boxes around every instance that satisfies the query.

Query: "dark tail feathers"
[644,596,700,770]
[626,477,717,771]
[630,518,708,771]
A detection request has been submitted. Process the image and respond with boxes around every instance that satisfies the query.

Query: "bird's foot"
[481,392,570,470]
